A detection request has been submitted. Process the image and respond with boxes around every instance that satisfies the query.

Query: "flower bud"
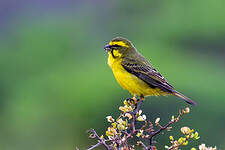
[155,118,160,124]
[106,116,115,122]
[181,127,190,134]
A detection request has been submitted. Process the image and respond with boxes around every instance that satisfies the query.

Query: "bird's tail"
[172,90,197,106]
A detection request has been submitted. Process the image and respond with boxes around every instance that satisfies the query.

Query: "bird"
[104,37,197,106]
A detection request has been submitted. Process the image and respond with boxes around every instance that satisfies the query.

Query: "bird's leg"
[132,96,139,104]
[134,95,144,114]
[140,95,144,101]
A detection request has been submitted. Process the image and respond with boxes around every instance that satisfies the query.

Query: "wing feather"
[122,58,174,93]
[121,55,197,106]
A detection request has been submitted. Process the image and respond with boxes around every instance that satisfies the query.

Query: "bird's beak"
[104,44,111,52]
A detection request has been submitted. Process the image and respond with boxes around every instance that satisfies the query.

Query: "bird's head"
[104,37,135,58]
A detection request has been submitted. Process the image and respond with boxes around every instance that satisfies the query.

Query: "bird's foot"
[132,96,139,104]
[126,97,139,105]
[125,96,144,115]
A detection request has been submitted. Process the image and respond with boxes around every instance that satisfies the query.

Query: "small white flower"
[199,144,217,150]
[184,107,190,114]
[180,126,190,134]
[106,116,114,122]
[137,115,146,121]
[117,118,123,124]
[138,110,142,115]
[155,118,160,124]
[125,113,133,119]
[165,145,169,149]
[171,115,175,122]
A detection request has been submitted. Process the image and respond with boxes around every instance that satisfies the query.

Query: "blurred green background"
[0,0,225,149]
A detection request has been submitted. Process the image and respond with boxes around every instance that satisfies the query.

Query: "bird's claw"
[126,97,140,105]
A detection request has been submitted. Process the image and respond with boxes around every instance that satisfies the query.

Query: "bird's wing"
[122,58,174,93]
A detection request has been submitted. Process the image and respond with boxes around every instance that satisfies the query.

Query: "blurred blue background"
[0,0,225,149]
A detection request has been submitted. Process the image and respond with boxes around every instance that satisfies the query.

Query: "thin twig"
[134,99,143,114]
[147,109,186,150]
[148,121,174,149]
[87,142,102,150]
[86,97,190,150]
[137,141,148,150]
[88,129,111,150]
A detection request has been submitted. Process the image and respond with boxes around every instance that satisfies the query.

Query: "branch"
[87,142,102,150]
[85,97,194,150]
[147,108,188,150]
[120,99,143,142]
[147,121,174,150]
[137,141,148,150]
[88,129,111,150]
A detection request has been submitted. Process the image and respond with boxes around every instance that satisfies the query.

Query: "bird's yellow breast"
[107,51,163,97]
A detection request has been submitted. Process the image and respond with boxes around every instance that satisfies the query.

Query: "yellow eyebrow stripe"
[109,41,129,47]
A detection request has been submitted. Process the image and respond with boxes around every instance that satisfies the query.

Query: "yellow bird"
[104,37,197,106]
